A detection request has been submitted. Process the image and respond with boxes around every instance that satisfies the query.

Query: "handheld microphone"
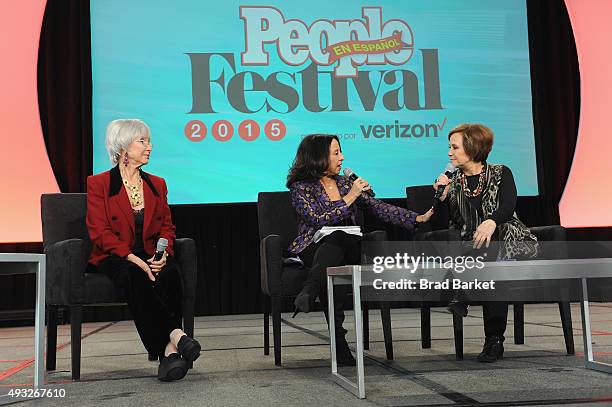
[433,163,457,208]
[343,168,375,197]
[153,238,168,261]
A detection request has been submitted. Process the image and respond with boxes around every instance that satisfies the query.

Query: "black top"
[131,208,146,256]
[464,165,516,224]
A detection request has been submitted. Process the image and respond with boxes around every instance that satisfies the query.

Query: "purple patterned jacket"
[287,175,418,254]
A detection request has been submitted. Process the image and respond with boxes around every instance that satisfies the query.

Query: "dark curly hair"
[286,134,341,187]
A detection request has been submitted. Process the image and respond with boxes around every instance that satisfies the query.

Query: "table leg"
[329,267,366,399]
[34,259,46,388]
[328,274,337,373]
[580,277,612,373]
[352,270,365,399]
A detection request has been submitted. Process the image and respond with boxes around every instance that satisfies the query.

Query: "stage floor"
[0,304,611,406]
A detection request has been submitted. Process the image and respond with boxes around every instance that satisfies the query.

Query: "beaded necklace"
[121,170,143,208]
[460,166,487,198]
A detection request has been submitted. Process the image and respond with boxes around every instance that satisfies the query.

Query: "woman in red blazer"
[86,119,200,381]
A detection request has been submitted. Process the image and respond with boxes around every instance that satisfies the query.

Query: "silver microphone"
[343,167,375,197]
[153,238,168,261]
[433,163,457,204]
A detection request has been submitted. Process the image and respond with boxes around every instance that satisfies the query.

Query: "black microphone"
[433,163,456,208]
[343,168,375,197]
[153,238,168,261]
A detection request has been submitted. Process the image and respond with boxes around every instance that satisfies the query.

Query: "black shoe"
[177,335,201,363]
[448,300,469,318]
[477,336,505,363]
[157,353,188,382]
[293,285,318,314]
[336,337,356,367]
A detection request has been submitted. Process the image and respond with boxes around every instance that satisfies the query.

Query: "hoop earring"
[123,153,129,166]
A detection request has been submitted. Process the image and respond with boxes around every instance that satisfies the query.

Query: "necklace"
[321,178,335,190]
[460,167,487,198]
[122,172,143,207]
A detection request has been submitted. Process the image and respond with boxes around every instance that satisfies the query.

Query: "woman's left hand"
[473,219,496,249]
[416,207,434,223]
[148,251,167,274]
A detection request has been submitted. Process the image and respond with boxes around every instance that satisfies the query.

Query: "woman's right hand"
[348,177,371,198]
[126,253,155,282]
[433,173,451,201]
[343,177,371,206]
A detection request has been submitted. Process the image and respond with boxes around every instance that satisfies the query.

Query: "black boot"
[477,335,505,363]
[177,335,201,363]
[322,286,354,366]
[336,336,356,366]
[293,283,320,316]
[157,353,188,381]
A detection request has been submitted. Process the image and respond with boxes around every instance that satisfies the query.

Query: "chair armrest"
[175,238,197,302]
[417,228,461,241]
[44,238,88,306]
[260,234,283,296]
[529,225,565,241]
[363,230,388,242]
[529,225,566,259]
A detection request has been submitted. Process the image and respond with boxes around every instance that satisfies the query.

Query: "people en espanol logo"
[240,6,414,78]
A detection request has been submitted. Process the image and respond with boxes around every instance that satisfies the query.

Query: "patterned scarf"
[448,163,538,260]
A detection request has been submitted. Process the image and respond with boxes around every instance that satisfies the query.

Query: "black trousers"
[482,302,508,338]
[298,231,362,338]
[465,231,508,338]
[89,254,183,358]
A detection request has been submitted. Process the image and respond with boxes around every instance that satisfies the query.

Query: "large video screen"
[91,0,537,204]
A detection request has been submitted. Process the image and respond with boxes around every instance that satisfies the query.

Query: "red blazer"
[86,165,176,266]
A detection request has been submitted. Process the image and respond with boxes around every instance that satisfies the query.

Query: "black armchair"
[516,225,574,354]
[41,193,197,380]
[406,186,575,358]
[257,191,394,365]
[405,186,463,355]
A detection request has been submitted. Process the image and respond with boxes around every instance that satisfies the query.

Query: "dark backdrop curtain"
[0,0,589,322]
[37,0,92,192]
[0,0,93,326]
[525,0,580,227]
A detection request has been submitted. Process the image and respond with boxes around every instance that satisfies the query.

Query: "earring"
[123,152,128,166]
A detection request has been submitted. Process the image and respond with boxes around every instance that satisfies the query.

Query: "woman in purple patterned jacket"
[286,134,433,365]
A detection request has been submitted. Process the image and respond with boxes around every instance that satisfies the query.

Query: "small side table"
[0,253,46,388]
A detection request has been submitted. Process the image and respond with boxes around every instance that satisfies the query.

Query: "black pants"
[464,231,508,338]
[482,302,508,337]
[298,231,361,338]
[89,254,183,358]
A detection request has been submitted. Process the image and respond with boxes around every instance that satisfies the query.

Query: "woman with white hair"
[86,119,200,381]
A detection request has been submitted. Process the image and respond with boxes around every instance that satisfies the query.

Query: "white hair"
[105,119,151,164]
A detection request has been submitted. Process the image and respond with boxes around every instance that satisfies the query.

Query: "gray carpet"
[0,304,611,406]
